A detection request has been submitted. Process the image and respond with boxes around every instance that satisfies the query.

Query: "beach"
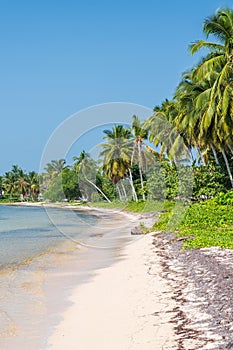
[2,204,233,349]
[46,232,178,350]
[0,204,140,350]
[44,208,233,350]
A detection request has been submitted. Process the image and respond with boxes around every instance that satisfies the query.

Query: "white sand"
[46,233,177,350]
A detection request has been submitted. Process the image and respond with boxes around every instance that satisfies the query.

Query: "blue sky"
[0,0,232,174]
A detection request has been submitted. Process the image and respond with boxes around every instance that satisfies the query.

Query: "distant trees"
[1,165,39,200]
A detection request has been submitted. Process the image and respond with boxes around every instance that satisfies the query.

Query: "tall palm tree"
[187,8,233,185]
[131,115,149,201]
[190,9,233,144]
[99,125,138,201]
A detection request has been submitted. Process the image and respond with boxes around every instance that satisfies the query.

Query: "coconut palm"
[99,125,138,201]
[74,151,111,202]
[44,159,66,180]
[131,115,149,200]
[27,171,39,200]
[144,100,191,163]
[3,171,17,197]
[3,166,29,198]
[190,8,233,151]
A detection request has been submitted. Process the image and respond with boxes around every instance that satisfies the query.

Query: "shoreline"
[0,204,142,350]
[2,203,232,348]
[46,233,177,350]
[45,230,233,350]
[6,200,158,231]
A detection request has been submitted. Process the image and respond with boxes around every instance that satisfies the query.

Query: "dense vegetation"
[154,191,233,249]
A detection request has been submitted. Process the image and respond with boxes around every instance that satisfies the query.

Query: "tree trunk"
[128,168,138,202]
[116,183,123,201]
[120,181,127,201]
[83,176,112,203]
[131,142,137,167]
[221,149,233,188]
[137,140,146,201]
[211,144,220,165]
[197,148,206,165]
[188,147,195,163]
[227,143,233,155]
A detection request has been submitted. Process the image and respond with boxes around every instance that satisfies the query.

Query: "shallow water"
[0,205,136,350]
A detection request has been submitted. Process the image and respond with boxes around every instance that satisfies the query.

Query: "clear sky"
[0,0,232,174]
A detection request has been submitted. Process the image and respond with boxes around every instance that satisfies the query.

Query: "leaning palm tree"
[99,125,138,201]
[74,151,111,202]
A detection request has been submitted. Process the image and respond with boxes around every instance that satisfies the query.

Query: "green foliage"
[192,163,229,197]
[154,192,233,249]
[43,175,65,202]
[125,200,166,212]
[96,172,117,201]
[211,190,233,205]
[62,167,81,200]
[86,199,171,213]
[145,161,228,201]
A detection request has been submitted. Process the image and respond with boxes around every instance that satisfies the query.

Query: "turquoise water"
[0,205,135,350]
[0,205,100,267]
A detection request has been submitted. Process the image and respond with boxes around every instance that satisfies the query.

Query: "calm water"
[0,205,136,350]
[0,205,99,267]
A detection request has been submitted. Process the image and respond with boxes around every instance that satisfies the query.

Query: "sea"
[0,204,137,350]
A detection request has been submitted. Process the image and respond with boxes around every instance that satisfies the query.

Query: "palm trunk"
[120,181,127,201]
[221,149,233,188]
[197,148,206,165]
[189,147,195,163]
[137,140,145,201]
[131,142,137,167]
[211,144,220,165]
[128,168,138,202]
[83,176,112,203]
[116,183,123,201]
[227,143,233,155]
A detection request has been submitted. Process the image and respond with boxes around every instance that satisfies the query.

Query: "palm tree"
[74,151,111,202]
[190,10,233,142]
[3,166,29,199]
[27,171,39,200]
[187,8,233,185]
[3,171,17,198]
[99,125,138,201]
[44,159,66,180]
[144,101,191,163]
[131,115,149,201]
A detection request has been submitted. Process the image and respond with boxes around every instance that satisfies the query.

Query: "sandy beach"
[46,232,177,350]
[4,203,233,349]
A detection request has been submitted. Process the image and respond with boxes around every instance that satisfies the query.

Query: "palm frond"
[190,40,224,54]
